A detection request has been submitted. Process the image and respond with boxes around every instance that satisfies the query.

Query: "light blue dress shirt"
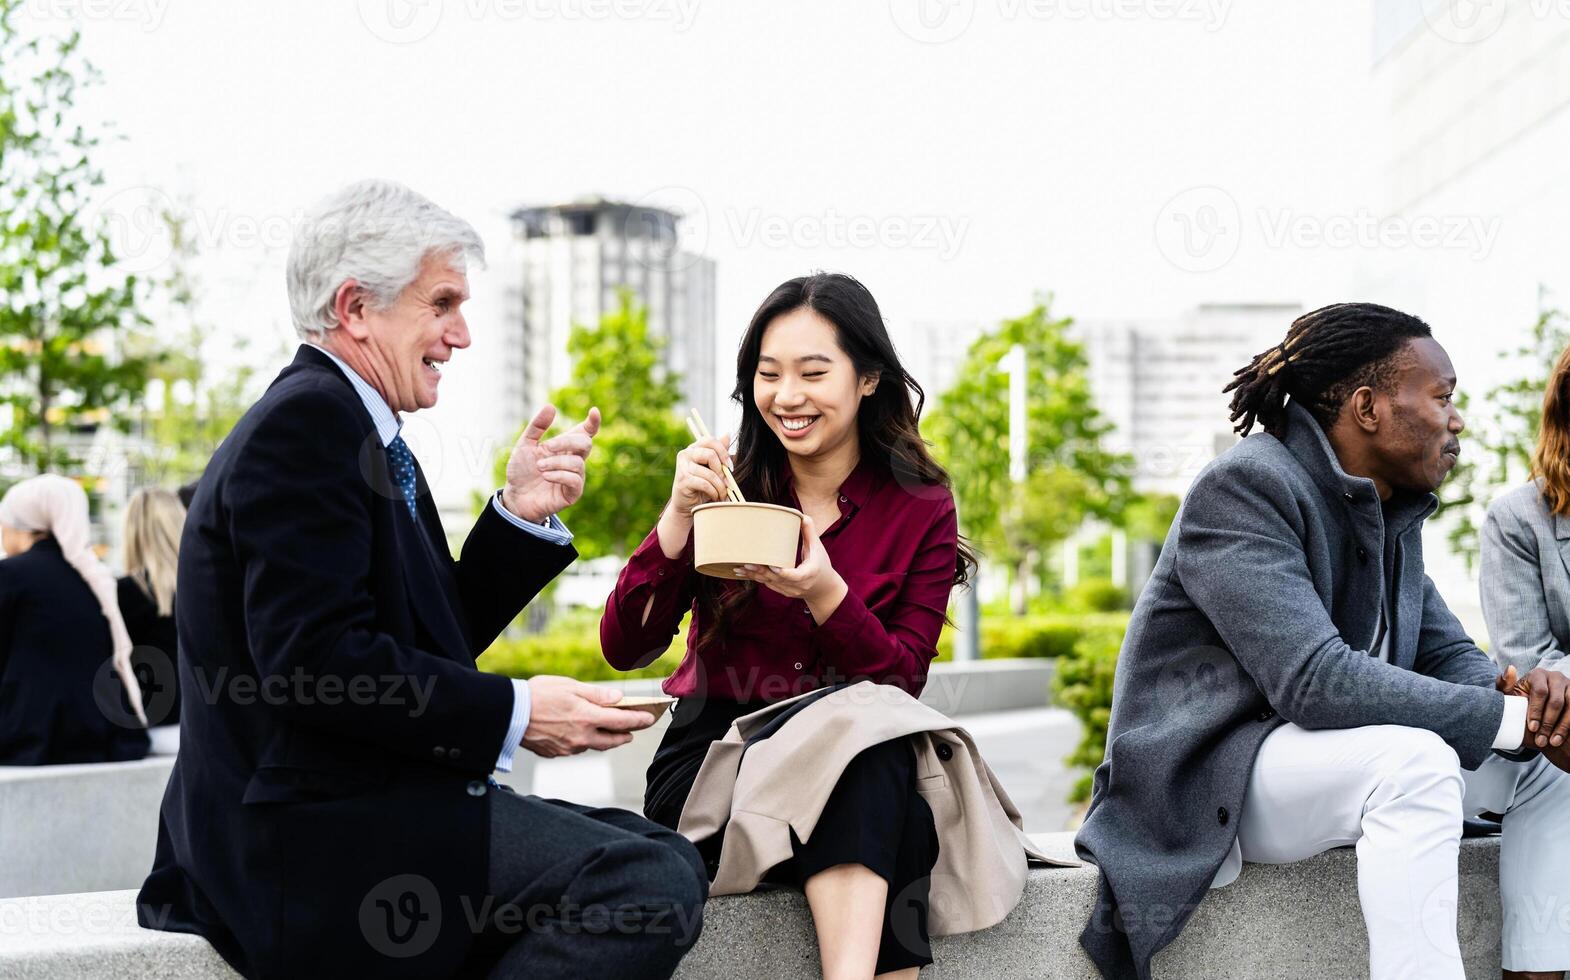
[306,343,573,772]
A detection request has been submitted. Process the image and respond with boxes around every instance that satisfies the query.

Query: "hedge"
[935,612,1128,662]
[478,621,686,682]
[1051,622,1124,802]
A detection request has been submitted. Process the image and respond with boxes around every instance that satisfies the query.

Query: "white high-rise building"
[1370,0,1570,354]
[1078,303,1302,498]
[503,198,718,425]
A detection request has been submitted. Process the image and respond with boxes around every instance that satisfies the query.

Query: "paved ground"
[533,706,1085,833]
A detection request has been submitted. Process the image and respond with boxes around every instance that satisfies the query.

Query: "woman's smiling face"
[753,306,877,461]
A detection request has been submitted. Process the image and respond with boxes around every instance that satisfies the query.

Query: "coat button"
[1257,709,1275,722]
[1343,492,1355,502]
[936,743,954,762]
[1356,547,1369,564]
[449,748,461,760]
[433,746,447,758]
[466,780,487,797]
[1217,806,1230,826]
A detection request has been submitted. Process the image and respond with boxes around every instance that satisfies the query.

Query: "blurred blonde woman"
[118,488,185,752]
[0,474,149,764]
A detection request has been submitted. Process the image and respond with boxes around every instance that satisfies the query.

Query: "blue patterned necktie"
[386,435,420,522]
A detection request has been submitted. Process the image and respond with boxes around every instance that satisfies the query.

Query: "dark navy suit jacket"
[138,346,575,978]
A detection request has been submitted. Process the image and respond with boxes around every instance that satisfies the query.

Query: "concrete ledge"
[0,834,1502,979]
[595,658,1056,718]
[0,758,175,900]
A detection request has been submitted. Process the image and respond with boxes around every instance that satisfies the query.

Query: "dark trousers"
[471,788,708,980]
[646,696,939,975]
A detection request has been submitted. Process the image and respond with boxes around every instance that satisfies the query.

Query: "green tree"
[494,290,689,560]
[134,207,259,486]
[1440,306,1570,569]
[0,6,155,474]
[927,297,1134,612]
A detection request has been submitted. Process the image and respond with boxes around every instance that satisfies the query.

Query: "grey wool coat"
[1074,401,1514,980]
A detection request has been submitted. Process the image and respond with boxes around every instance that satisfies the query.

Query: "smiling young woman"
[600,272,975,978]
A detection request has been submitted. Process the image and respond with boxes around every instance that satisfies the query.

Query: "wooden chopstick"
[686,409,745,503]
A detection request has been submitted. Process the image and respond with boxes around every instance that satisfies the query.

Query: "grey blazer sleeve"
[1175,457,1504,768]
[1480,491,1568,676]
[1413,574,1498,689]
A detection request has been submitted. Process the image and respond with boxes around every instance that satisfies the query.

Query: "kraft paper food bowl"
[691,501,804,578]
[612,696,676,722]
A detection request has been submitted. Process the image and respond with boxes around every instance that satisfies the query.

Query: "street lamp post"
[956,343,1028,662]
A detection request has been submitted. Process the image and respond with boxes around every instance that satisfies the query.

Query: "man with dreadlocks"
[1073,302,1570,980]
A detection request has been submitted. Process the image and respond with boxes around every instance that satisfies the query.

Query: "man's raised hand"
[501,405,602,524]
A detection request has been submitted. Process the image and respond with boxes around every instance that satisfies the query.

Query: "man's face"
[1375,337,1465,494]
[355,253,472,413]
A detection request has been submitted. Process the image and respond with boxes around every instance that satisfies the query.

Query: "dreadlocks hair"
[1224,302,1434,438]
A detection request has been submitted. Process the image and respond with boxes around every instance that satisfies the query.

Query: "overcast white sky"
[28,0,1550,527]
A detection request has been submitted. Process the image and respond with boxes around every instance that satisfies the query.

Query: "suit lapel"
[1552,511,1570,591]
[361,436,473,659]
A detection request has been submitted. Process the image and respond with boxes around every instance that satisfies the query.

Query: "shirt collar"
[305,343,402,447]
[779,455,879,511]
[1278,400,1437,532]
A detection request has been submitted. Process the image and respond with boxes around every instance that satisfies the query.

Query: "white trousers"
[1219,723,1570,979]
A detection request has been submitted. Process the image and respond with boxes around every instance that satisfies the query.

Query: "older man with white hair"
[137,179,707,980]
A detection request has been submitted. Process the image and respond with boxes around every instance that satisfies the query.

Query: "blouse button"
[794,662,804,670]
[839,495,847,503]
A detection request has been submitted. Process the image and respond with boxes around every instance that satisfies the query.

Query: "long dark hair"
[696,272,976,650]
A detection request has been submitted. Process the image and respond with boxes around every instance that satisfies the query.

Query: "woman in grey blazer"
[1481,345,1570,676]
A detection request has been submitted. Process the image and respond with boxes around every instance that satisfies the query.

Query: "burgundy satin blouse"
[600,459,959,702]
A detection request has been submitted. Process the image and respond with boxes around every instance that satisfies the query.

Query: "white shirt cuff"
[493,678,532,773]
[491,491,573,544]
[1493,695,1529,752]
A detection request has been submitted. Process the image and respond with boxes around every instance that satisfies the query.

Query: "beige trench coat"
[677,681,1080,936]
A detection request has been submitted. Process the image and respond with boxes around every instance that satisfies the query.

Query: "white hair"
[287,179,486,339]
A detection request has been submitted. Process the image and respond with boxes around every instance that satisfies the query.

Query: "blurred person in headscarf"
[0,474,149,764]
[118,488,185,754]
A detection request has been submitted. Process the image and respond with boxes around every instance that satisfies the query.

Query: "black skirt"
[644,696,939,974]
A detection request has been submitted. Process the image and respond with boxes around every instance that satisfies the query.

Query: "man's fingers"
[537,454,586,474]
[1497,665,1519,693]
[1528,679,1548,735]
[541,432,594,457]
[580,407,602,438]
[585,704,657,733]
[1545,677,1570,746]
[578,684,623,706]
[521,405,557,445]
